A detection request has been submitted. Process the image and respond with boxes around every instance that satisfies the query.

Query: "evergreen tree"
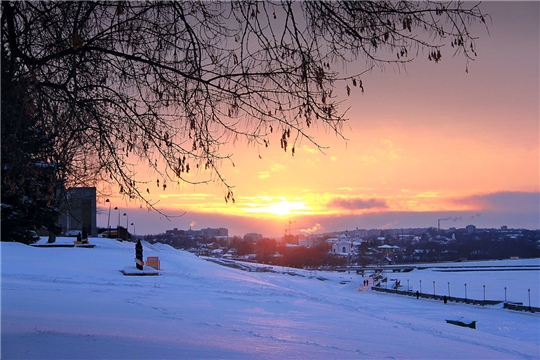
[1,54,62,243]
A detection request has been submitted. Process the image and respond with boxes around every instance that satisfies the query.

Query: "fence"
[371,286,539,313]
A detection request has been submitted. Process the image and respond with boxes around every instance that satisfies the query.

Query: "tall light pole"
[131,223,136,242]
[483,285,486,301]
[419,280,422,294]
[113,207,119,238]
[123,213,128,236]
[114,207,119,226]
[448,282,451,298]
[433,281,436,296]
[464,283,467,301]
[105,199,111,238]
[407,279,410,292]
[528,289,531,311]
[504,287,507,303]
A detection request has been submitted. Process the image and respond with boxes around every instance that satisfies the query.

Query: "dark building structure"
[201,227,228,238]
[58,187,97,236]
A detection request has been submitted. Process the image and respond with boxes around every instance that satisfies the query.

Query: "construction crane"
[285,219,296,236]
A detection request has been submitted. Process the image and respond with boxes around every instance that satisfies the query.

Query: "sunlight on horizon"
[95,2,539,235]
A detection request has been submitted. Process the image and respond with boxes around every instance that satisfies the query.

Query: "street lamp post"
[433,281,436,296]
[105,199,111,238]
[113,207,119,238]
[123,213,128,240]
[528,289,531,311]
[464,283,467,301]
[419,280,422,294]
[407,279,410,292]
[448,282,451,298]
[504,287,507,303]
[483,285,486,301]
[131,223,136,242]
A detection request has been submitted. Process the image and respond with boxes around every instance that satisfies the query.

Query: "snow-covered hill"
[2,238,539,359]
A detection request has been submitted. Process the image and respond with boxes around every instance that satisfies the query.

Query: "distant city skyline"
[97,2,539,238]
[97,204,539,239]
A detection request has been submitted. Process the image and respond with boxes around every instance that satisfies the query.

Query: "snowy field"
[2,237,539,359]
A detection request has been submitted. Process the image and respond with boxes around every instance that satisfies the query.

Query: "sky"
[98,2,539,238]
[2,238,539,359]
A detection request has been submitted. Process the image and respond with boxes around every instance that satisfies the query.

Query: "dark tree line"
[1,1,487,242]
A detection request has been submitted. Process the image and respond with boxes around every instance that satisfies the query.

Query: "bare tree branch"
[1,1,487,239]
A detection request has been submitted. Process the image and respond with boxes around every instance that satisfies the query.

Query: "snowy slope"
[2,238,539,359]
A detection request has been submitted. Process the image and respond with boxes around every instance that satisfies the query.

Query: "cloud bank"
[327,197,388,210]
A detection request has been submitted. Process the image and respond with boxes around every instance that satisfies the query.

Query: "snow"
[2,237,539,359]
[121,265,159,276]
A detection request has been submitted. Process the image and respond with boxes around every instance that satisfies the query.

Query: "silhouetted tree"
[231,238,255,257]
[256,238,278,264]
[1,52,63,243]
[1,1,487,241]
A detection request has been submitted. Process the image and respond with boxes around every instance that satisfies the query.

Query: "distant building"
[298,238,318,248]
[58,187,97,236]
[243,233,263,242]
[166,228,182,236]
[466,225,477,234]
[354,228,368,238]
[201,227,228,238]
[378,245,400,258]
[165,227,228,240]
[330,233,353,255]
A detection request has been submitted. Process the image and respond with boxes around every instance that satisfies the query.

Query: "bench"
[445,318,476,329]
[146,256,160,270]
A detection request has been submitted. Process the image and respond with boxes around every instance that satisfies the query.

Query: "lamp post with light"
[105,199,111,238]
[113,207,120,238]
[114,206,119,224]
[123,213,128,240]
[131,223,136,242]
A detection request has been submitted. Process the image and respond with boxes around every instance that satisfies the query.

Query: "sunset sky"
[98,2,539,238]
